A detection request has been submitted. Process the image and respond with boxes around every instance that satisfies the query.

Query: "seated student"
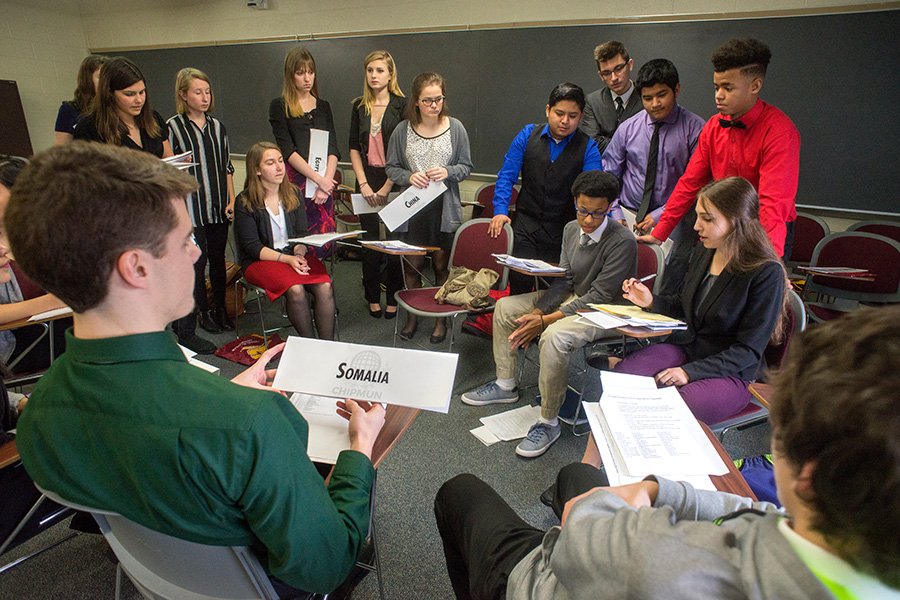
[436,305,900,600]
[462,171,636,458]
[0,157,67,374]
[602,59,705,240]
[487,83,602,295]
[234,142,336,340]
[10,142,385,597]
[617,176,786,424]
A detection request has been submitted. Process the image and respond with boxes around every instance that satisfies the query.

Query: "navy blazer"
[234,190,309,269]
[653,247,784,382]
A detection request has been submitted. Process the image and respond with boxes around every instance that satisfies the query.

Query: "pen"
[639,273,657,283]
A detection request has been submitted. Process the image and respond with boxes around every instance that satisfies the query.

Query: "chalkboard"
[116,10,900,215]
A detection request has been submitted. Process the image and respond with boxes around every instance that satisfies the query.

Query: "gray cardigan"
[507,477,836,599]
[385,117,473,233]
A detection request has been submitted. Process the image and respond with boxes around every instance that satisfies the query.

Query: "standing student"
[348,50,405,320]
[488,83,602,295]
[385,72,473,344]
[640,37,801,260]
[54,54,107,145]
[269,47,340,254]
[168,68,236,343]
[234,142,336,340]
[74,57,174,159]
[579,41,642,153]
[616,177,787,424]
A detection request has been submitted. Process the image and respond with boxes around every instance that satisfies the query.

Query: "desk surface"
[615,325,673,339]
[0,309,71,333]
[361,242,440,256]
[502,263,566,278]
[371,405,420,469]
[703,424,755,499]
[0,438,19,470]
[748,383,774,409]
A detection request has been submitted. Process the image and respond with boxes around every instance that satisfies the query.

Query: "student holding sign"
[385,72,473,343]
[269,47,340,250]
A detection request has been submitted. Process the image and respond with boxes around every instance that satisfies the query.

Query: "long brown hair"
[405,72,449,124]
[92,57,161,145]
[71,54,108,113]
[698,176,789,341]
[360,50,404,115]
[281,47,319,118]
[242,142,300,213]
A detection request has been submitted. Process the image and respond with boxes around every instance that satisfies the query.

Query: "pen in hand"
[639,273,657,283]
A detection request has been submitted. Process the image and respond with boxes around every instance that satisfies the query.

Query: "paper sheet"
[351,192,399,215]
[578,311,629,329]
[305,128,329,198]
[27,307,73,321]
[470,425,501,446]
[288,231,364,246]
[360,240,427,252]
[289,393,350,464]
[479,404,541,441]
[378,181,447,231]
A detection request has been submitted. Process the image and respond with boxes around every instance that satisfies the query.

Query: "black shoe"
[398,322,418,340]
[384,307,398,320]
[198,310,223,334]
[368,306,383,319]
[540,483,556,508]
[213,308,235,332]
[430,330,447,344]
[178,333,217,355]
[585,349,610,370]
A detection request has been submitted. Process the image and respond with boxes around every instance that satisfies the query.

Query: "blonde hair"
[360,50,404,115]
[281,47,318,118]
[174,67,214,115]
[242,142,300,213]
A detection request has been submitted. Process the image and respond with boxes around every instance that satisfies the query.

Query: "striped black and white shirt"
[167,114,235,226]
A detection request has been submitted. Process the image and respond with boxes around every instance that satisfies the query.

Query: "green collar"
[63,329,188,365]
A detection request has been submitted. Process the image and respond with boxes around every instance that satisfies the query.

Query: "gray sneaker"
[515,422,561,458]
[461,382,519,406]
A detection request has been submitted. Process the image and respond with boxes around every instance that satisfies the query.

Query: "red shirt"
[651,99,801,256]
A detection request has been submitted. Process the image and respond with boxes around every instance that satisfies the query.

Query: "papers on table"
[378,181,447,232]
[272,336,458,413]
[288,230,364,246]
[798,266,872,277]
[584,372,726,488]
[288,393,350,464]
[492,254,566,274]
[177,344,220,375]
[470,404,541,445]
[360,240,427,253]
[351,192,400,215]
[304,129,329,198]
[586,304,687,331]
[162,151,196,170]
[27,307,73,322]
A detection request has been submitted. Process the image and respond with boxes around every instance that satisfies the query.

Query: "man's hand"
[409,171,430,189]
[636,233,663,245]
[600,480,660,510]
[634,215,656,234]
[231,342,286,394]
[618,219,627,227]
[561,487,603,526]
[488,214,511,238]
[655,367,689,387]
[508,312,543,350]
[337,400,386,460]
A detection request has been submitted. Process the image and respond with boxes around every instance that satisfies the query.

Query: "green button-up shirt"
[17,330,374,593]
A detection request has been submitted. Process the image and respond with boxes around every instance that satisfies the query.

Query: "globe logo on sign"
[351,350,382,373]
[334,350,391,392]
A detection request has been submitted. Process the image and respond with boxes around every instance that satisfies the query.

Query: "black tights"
[401,250,449,335]
[285,282,336,340]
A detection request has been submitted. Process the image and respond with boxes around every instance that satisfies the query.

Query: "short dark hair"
[769,306,900,587]
[593,40,629,66]
[635,59,680,94]
[6,142,197,312]
[0,156,28,189]
[548,82,585,112]
[571,170,619,202]
[711,37,771,78]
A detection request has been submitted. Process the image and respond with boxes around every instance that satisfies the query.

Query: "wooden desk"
[614,325,672,339]
[702,424,756,499]
[0,308,72,373]
[363,242,442,287]
[0,439,19,470]
[748,383,774,409]
[371,406,419,469]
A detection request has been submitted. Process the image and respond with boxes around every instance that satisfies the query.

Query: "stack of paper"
[288,231,365,246]
[587,304,687,331]
[361,240,427,252]
[162,151,196,170]
[583,372,727,490]
[492,254,566,274]
[288,393,350,464]
[798,266,872,277]
[470,404,541,446]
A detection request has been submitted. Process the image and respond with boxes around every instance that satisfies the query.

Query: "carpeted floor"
[0,254,771,599]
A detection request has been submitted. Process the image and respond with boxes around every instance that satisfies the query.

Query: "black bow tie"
[719,118,746,129]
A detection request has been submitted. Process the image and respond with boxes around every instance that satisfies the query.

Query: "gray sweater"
[536,219,637,317]
[507,477,835,599]
[385,117,473,233]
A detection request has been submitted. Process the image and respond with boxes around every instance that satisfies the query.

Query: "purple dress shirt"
[602,104,705,225]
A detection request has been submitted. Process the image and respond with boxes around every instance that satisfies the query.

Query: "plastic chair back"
[449,218,514,290]
[847,220,900,244]
[636,243,665,294]
[789,212,830,265]
[806,232,900,301]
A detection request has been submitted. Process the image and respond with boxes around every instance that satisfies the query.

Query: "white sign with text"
[304,128,329,198]
[378,181,447,231]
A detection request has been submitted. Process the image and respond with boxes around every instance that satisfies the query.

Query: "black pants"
[172,222,230,337]
[359,213,403,305]
[508,213,566,295]
[434,463,609,600]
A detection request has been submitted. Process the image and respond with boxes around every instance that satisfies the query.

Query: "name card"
[351,192,400,215]
[272,336,458,413]
[378,181,447,232]
[305,128,329,198]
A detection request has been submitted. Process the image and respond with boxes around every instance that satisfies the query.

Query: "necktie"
[580,233,593,248]
[615,97,624,121]
[636,121,663,224]
[718,118,746,129]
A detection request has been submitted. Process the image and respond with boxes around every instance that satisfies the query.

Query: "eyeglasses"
[419,96,445,106]
[574,205,609,219]
[599,62,629,80]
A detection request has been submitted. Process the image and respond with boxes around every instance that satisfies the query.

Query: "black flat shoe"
[430,330,447,344]
[398,323,418,340]
[368,308,383,319]
[213,308,235,332]
[384,307,398,320]
[198,310,223,334]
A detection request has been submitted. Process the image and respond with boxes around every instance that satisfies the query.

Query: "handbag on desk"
[434,266,499,309]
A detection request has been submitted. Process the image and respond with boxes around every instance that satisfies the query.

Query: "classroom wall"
[0,2,88,152]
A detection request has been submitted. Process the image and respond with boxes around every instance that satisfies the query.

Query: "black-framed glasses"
[419,96,445,106]
[573,204,609,220]
[599,62,628,80]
